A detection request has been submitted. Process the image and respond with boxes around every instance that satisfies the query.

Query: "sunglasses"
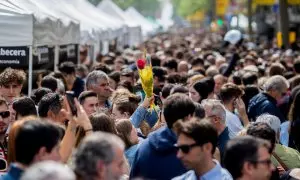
[0,111,10,119]
[174,143,200,154]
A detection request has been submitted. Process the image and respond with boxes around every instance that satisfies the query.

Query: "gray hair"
[256,114,281,134]
[72,132,124,180]
[21,161,75,180]
[86,70,108,90]
[202,99,226,124]
[263,75,289,93]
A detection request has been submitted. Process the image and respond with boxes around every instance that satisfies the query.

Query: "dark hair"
[242,85,259,110]
[78,91,98,105]
[163,94,195,128]
[30,88,52,105]
[170,84,188,95]
[12,97,37,119]
[91,63,112,74]
[194,102,205,119]
[0,68,26,86]
[163,59,178,71]
[167,73,182,84]
[232,72,242,85]
[223,136,271,179]
[269,63,285,76]
[15,120,62,165]
[41,76,58,92]
[191,58,204,67]
[38,93,63,118]
[115,119,136,149]
[219,83,243,103]
[294,59,300,74]
[192,80,209,103]
[89,113,117,134]
[202,77,215,94]
[246,122,276,151]
[108,72,120,84]
[242,72,258,85]
[289,91,300,150]
[117,80,134,93]
[153,67,167,82]
[151,55,161,67]
[161,84,175,99]
[175,119,218,154]
[59,61,76,75]
[113,94,140,115]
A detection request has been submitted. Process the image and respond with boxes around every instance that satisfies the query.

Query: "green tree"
[88,0,160,17]
[172,0,209,17]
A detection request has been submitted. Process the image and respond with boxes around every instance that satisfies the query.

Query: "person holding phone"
[219,83,249,139]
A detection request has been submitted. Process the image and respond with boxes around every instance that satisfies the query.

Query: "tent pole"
[28,45,33,96]
[77,44,80,65]
[54,45,59,71]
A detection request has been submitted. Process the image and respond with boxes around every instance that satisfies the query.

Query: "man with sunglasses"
[173,119,233,180]
[248,75,288,123]
[223,136,274,180]
[0,97,10,175]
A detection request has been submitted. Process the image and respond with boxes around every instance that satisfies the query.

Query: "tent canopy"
[125,7,157,36]
[97,0,139,28]
[0,3,33,46]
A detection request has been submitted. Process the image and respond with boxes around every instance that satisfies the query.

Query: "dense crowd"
[1,29,300,180]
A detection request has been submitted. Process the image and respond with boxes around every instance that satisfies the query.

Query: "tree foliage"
[88,0,160,17]
[172,0,210,17]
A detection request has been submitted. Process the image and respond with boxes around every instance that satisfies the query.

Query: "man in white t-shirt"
[219,83,249,138]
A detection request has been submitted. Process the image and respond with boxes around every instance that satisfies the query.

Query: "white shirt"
[225,109,243,139]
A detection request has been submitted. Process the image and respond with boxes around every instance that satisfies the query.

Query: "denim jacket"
[130,106,159,128]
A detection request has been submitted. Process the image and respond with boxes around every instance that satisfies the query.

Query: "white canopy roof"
[0,2,33,46]
[23,0,81,45]
[125,7,157,36]
[72,0,126,40]
[97,0,139,28]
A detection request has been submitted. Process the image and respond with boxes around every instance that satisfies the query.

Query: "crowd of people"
[1,29,300,180]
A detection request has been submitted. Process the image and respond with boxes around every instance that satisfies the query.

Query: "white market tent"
[75,0,126,40]
[97,0,142,47]
[0,2,33,47]
[125,7,157,37]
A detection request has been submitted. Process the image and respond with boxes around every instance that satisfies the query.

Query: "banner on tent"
[0,46,29,67]
[32,46,55,71]
[59,44,79,65]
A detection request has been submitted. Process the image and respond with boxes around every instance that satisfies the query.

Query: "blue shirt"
[1,164,24,180]
[172,160,233,180]
[280,121,290,146]
[218,127,230,157]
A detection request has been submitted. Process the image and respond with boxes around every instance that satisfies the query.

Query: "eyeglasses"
[0,111,10,119]
[250,159,272,167]
[174,143,200,154]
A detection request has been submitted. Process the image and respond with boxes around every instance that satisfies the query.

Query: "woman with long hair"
[116,119,139,166]
[288,91,300,151]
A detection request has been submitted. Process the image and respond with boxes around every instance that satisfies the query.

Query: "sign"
[277,31,297,47]
[32,46,55,71]
[59,44,79,65]
[253,0,300,5]
[0,46,29,67]
[216,0,229,16]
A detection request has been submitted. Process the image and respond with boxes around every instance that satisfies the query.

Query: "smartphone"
[66,91,77,116]
[154,94,162,107]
